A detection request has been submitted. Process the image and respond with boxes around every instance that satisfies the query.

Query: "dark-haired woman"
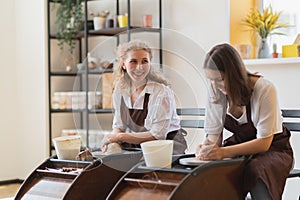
[196,43,293,200]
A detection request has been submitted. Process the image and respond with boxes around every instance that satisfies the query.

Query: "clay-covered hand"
[195,138,223,160]
[103,143,123,155]
[101,133,120,153]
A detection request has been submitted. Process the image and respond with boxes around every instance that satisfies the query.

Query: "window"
[262,0,300,54]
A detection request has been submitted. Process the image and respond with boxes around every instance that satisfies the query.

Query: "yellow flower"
[243,6,288,39]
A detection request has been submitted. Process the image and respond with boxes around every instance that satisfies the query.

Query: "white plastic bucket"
[141,140,173,168]
[53,135,81,160]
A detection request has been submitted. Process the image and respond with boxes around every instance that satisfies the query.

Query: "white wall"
[0,0,19,180]
[15,0,48,179]
[0,0,47,181]
[162,0,230,108]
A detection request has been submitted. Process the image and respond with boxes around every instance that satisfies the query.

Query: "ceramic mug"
[118,15,128,27]
[143,15,152,27]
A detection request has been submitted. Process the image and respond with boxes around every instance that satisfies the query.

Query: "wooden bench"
[176,108,300,179]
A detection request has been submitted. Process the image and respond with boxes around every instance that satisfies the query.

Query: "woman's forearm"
[207,134,223,146]
[222,135,274,158]
[113,130,156,144]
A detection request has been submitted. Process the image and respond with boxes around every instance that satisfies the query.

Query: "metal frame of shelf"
[47,0,162,156]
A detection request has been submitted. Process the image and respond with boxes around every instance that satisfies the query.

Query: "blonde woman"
[102,40,187,154]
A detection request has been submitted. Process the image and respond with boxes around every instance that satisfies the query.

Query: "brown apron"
[223,103,293,200]
[120,93,187,154]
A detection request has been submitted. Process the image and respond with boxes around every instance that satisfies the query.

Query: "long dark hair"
[203,43,254,106]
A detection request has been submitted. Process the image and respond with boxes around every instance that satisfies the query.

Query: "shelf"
[50,0,103,2]
[128,27,161,33]
[49,34,82,40]
[243,57,300,66]
[50,68,113,76]
[48,0,162,156]
[50,71,79,76]
[87,27,131,36]
[84,26,161,37]
[51,109,114,114]
[85,68,113,74]
[89,109,114,114]
[50,27,161,39]
[51,109,85,113]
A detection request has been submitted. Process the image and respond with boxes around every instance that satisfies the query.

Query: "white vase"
[258,38,271,58]
[93,17,106,30]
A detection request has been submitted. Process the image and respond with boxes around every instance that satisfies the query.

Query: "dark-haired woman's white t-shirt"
[204,77,283,138]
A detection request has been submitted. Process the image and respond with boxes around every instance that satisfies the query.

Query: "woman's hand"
[101,133,121,153]
[195,138,224,160]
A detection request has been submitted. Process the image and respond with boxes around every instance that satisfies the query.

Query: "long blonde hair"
[113,40,170,94]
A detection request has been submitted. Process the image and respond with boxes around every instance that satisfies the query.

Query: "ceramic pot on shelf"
[93,17,106,30]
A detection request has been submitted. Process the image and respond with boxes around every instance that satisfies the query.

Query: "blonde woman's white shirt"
[205,77,283,138]
[112,81,180,139]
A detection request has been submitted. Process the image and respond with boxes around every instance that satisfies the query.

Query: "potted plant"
[272,43,278,58]
[243,6,288,58]
[54,0,84,54]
